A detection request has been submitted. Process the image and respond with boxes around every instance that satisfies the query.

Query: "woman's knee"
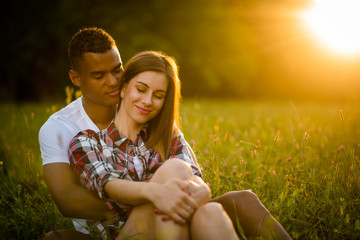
[152,158,192,182]
[194,202,225,219]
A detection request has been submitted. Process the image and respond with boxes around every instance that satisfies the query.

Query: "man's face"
[74,46,123,108]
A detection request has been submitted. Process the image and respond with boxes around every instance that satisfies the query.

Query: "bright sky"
[301,0,360,56]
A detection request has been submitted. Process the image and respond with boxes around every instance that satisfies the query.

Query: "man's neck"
[82,98,116,130]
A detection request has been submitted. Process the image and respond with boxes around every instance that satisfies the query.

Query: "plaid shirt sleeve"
[68,130,131,201]
[169,128,202,178]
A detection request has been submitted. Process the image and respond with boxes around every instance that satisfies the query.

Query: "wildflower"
[190,139,195,148]
[0,161,3,165]
[204,149,210,155]
[303,131,309,141]
[75,90,82,98]
[337,145,345,153]
[286,157,291,162]
[339,109,344,121]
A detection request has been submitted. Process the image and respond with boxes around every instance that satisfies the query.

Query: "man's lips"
[136,106,151,115]
[106,89,120,96]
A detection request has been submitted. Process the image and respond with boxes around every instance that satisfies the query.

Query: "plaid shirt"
[68,122,201,239]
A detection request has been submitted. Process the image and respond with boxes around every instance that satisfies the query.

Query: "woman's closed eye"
[154,93,165,99]
[137,88,146,93]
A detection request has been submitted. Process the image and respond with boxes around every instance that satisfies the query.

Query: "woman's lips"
[136,106,151,115]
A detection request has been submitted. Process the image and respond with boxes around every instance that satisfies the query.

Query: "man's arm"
[43,163,112,219]
[43,163,113,219]
[40,118,112,220]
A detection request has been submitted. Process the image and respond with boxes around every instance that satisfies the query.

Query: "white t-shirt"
[39,97,100,234]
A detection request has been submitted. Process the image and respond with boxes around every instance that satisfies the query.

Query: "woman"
[68,51,239,239]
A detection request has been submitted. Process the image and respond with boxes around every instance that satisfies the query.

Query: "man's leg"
[43,229,90,240]
[212,190,292,239]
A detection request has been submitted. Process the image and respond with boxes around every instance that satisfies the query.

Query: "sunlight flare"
[301,0,360,55]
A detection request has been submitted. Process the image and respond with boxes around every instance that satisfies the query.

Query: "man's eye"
[93,74,103,79]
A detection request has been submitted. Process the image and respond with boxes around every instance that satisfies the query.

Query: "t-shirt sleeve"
[169,129,202,178]
[39,119,74,165]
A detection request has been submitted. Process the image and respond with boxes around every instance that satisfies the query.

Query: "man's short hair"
[68,27,116,70]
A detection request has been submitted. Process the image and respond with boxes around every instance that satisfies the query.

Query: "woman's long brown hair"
[118,51,181,159]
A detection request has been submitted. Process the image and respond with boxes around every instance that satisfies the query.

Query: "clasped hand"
[151,178,211,225]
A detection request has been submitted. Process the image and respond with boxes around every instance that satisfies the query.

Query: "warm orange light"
[301,0,360,56]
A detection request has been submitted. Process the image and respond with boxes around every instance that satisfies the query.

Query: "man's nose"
[107,73,119,86]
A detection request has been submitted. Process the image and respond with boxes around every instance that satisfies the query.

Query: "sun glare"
[301,0,360,56]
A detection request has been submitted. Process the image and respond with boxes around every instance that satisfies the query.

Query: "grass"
[0,98,359,239]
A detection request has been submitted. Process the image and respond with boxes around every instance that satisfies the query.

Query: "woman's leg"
[212,190,292,239]
[118,158,192,240]
[190,202,239,240]
[149,159,192,240]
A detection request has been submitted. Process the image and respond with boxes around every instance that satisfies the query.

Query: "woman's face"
[120,71,168,127]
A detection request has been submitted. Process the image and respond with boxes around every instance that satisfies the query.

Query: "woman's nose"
[142,93,152,105]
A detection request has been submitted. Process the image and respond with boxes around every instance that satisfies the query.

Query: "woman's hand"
[188,176,212,206]
[148,179,198,224]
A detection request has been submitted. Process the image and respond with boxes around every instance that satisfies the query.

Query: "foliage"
[0,99,359,239]
[3,0,359,101]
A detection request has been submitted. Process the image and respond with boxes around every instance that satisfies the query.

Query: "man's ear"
[69,70,81,87]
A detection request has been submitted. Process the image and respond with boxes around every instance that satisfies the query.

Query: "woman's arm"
[189,175,212,206]
[104,177,197,213]
[68,130,197,222]
[169,129,211,205]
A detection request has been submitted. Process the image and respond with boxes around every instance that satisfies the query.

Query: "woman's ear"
[120,84,127,98]
[69,70,81,87]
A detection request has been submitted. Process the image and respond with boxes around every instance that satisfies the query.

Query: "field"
[0,98,359,239]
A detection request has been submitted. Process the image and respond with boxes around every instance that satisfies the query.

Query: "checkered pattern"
[68,122,202,239]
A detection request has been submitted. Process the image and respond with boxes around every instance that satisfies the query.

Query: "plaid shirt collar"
[104,121,148,149]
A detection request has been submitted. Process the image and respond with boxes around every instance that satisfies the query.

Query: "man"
[39,27,123,239]
[40,27,291,239]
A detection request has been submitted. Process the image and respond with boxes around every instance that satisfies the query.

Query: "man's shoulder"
[41,98,83,128]
[39,98,86,140]
[48,98,83,121]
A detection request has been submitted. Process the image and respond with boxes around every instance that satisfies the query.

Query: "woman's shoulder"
[71,129,101,144]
